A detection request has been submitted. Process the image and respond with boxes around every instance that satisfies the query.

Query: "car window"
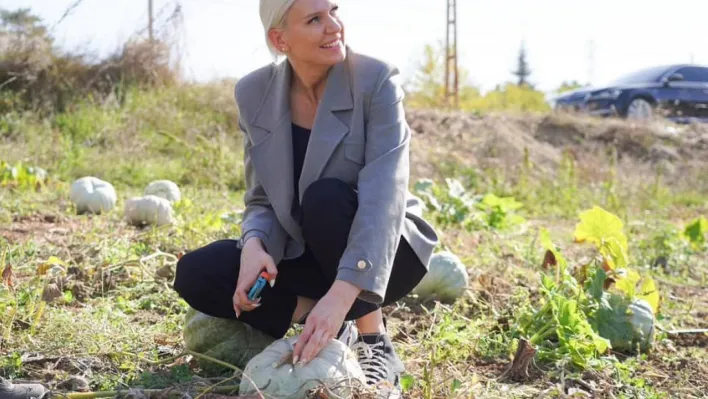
[674,67,708,83]
[610,66,670,84]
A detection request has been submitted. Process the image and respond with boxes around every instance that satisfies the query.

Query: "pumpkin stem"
[500,338,537,381]
[185,349,243,373]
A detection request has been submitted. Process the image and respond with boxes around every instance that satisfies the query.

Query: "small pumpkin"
[70,176,117,214]
[239,335,366,399]
[183,308,274,374]
[412,251,469,303]
[124,195,174,227]
[596,296,656,353]
[144,180,181,203]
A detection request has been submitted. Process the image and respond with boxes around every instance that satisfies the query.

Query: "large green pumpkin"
[183,307,275,374]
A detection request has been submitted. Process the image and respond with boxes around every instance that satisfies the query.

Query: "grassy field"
[1,83,707,399]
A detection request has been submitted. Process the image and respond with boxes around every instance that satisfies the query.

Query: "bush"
[0,8,178,114]
[467,83,551,113]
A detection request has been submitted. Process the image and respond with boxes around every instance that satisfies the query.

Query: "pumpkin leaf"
[413,178,434,192]
[450,378,462,393]
[636,276,660,314]
[574,206,628,269]
[539,227,554,250]
[683,215,707,249]
[445,178,466,199]
[37,256,66,276]
[400,374,415,392]
[613,268,641,299]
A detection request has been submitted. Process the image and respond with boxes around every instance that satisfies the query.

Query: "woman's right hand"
[233,237,278,318]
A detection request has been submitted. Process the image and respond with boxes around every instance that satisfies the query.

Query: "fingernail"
[269,279,275,288]
[253,303,261,308]
[292,356,299,364]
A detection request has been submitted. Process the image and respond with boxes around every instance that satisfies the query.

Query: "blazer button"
[357,260,367,269]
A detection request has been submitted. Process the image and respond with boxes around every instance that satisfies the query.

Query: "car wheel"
[626,98,654,120]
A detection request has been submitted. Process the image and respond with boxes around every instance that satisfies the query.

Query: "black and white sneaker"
[351,333,404,397]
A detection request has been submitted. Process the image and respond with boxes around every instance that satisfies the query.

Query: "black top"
[291,123,311,224]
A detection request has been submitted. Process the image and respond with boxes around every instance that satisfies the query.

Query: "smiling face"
[269,0,346,67]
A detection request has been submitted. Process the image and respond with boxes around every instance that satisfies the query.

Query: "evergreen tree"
[513,41,532,87]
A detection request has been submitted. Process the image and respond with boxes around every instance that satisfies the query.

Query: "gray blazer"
[234,46,439,304]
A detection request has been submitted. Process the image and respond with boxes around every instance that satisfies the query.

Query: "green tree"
[555,80,586,94]
[403,41,480,109]
[1,8,49,38]
[469,83,550,113]
[512,41,532,87]
[404,43,550,113]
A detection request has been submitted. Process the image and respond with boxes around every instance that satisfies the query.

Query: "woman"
[173,0,439,392]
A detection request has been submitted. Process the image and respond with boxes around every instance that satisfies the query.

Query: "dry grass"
[408,109,708,188]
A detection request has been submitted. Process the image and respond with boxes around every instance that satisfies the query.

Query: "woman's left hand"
[292,280,361,365]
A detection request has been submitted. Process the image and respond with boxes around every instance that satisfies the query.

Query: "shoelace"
[352,341,388,384]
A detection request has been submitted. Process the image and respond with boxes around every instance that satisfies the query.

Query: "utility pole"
[444,0,459,109]
[148,0,154,41]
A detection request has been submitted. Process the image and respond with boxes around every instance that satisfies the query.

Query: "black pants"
[173,178,426,339]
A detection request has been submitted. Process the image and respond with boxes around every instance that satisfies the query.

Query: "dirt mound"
[406,109,708,188]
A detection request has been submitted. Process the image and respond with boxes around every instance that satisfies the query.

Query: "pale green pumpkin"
[70,176,117,214]
[595,296,656,353]
[124,195,174,227]
[413,251,469,303]
[144,179,181,203]
[627,299,655,351]
[239,335,366,399]
[182,307,275,374]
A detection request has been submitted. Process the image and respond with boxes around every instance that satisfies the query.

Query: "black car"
[551,64,708,123]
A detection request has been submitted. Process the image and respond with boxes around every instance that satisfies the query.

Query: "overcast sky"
[5,0,708,93]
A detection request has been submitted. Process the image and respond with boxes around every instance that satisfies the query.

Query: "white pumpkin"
[124,195,174,226]
[144,180,181,203]
[413,251,469,303]
[70,176,117,214]
[239,335,366,399]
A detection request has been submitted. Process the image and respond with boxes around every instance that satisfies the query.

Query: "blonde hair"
[260,0,299,61]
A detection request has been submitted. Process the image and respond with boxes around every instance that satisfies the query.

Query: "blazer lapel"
[244,50,356,242]
[298,53,355,202]
[247,61,302,243]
